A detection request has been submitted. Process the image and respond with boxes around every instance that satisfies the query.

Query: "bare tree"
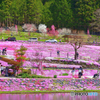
[28,50,44,75]
[64,35,84,60]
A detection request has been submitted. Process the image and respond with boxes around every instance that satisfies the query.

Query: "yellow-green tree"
[15,45,27,70]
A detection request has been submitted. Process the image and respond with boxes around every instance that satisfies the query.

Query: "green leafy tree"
[96,0,100,8]
[10,0,25,25]
[90,8,100,32]
[26,0,43,25]
[41,1,53,27]
[42,0,54,5]
[19,0,27,24]
[15,45,27,69]
[49,0,73,28]
[75,0,97,30]
[0,0,13,26]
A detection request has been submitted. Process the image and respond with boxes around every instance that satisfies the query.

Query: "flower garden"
[0,78,100,92]
[0,41,100,92]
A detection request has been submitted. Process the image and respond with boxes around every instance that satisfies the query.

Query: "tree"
[90,9,100,32]
[27,49,45,75]
[26,0,43,25]
[49,0,73,28]
[75,0,97,30]
[42,0,54,5]
[0,0,13,26]
[47,25,59,39]
[65,35,84,60]
[41,1,53,27]
[15,45,27,70]
[10,0,25,25]
[96,0,100,8]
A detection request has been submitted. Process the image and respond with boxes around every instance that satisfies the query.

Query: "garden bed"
[0,78,100,92]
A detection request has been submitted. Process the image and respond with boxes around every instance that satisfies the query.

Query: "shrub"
[16,73,50,78]
[18,73,23,76]
[83,88,86,91]
[31,75,50,78]
[62,73,68,76]
[18,25,23,31]
[64,62,67,64]
[22,69,31,74]
[21,73,30,78]
[54,75,57,78]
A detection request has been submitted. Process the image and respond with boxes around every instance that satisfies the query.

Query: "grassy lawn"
[0,90,100,94]
[0,31,100,42]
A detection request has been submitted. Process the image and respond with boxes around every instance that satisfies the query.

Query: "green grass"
[0,31,63,42]
[0,32,42,41]
[1,31,100,42]
[0,90,100,94]
[0,55,7,57]
[62,73,68,76]
[16,73,51,78]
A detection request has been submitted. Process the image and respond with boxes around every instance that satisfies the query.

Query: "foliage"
[41,1,53,27]
[49,0,73,28]
[0,0,99,31]
[26,0,43,24]
[90,9,100,32]
[74,0,97,29]
[62,73,68,76]
[16,73,50,78]
[15,45,27,69]
[22,69,31,74]
[54,75,57,78]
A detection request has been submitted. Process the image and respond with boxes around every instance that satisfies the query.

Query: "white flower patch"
[5,55,15,59]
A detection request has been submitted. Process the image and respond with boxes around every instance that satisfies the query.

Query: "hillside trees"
[75,0,97,30]
[90,9,100,32]
[26,0,43,25]
[0,0,99,31]
[0,0,13,26]
[41,1,54,27]
[49,0,73,28]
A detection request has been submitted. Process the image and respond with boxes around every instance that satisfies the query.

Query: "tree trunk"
[7,18,8,27]
[0,22,1,27]
[10,20,11,27]
[74,48,77,60]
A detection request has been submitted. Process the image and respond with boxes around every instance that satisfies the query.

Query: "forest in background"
[0,0,100,32]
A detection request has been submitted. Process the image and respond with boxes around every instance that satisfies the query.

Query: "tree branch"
[77,42,81,49]
[70,43,75,47]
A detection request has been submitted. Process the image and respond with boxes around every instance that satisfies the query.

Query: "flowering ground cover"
[30,69,98,79]
[0,78,100,91]
[42,63,80,68]
[0,41,100,68]
[0,41,99,79]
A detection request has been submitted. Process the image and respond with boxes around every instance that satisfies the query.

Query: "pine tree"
[0,0,13,26]
[49,0,73,28]
[41,1,53,27]
[75,0,97,29]
[27,0,43,24]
